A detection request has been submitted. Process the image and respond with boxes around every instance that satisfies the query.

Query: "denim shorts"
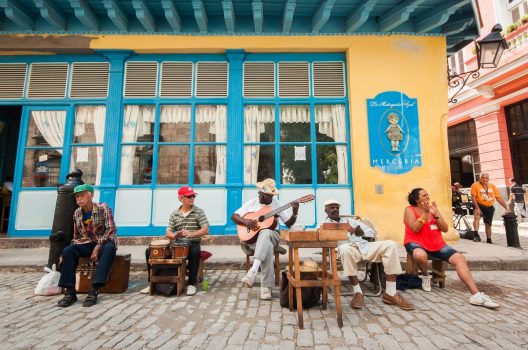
[404,242,457,262]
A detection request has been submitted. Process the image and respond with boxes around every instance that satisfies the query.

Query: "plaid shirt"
[71,202,118,247]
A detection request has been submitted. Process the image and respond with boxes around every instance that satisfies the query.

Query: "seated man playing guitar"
[231,178,299,301]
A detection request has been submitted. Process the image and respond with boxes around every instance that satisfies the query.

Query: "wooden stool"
[241,243,284,286]
[406,252,446,288]
[149,258,186,296]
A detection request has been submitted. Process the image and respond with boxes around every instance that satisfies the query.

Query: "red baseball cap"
[178,186,197,197]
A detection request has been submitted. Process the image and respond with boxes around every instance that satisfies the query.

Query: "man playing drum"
[141,186,209,296]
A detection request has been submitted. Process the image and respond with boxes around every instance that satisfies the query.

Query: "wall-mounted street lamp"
[448,24,509,103]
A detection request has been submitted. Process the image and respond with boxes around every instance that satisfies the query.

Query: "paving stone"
[296,329,314,347]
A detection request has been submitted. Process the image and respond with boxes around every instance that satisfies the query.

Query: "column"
[97,50,133,207]
[224,49,245,234]
[473,105,513,187]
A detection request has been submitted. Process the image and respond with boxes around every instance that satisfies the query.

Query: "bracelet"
[417,218,425,224]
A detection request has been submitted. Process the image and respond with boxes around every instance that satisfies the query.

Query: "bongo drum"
[149,239,171,259]
[171,241,190,259]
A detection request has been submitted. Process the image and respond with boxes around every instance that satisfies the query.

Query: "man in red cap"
[142,186,209,296]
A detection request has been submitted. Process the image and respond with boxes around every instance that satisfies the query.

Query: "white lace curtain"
[120,105,155,184]
[315,105,348,184]
[75,106,106,185]
[244,105,275,184]
[121,105,226,184]
[244,105,348,184]
[31,110,66,152]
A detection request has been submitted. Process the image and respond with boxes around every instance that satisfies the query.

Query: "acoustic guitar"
[237,194,315,242]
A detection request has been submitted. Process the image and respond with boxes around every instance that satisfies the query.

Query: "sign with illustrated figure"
[367,91,422,174]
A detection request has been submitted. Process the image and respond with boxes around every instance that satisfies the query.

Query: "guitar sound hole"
[258,216,265,222]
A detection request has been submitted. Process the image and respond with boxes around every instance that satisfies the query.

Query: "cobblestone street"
[1,270,527,349]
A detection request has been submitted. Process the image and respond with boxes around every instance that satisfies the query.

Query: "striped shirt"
[168,205,209,242]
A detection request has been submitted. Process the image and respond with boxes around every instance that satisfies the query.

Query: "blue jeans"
[404,242,457,262]
[59,241,116,290]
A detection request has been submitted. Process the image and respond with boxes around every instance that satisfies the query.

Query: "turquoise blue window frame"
[3,51,352,237]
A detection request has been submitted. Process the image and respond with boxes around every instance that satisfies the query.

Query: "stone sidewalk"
[1,229,528,272]
[1,270,527,349]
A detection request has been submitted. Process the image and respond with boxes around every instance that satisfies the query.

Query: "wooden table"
[285,239,343,329]
[148,257,186,296]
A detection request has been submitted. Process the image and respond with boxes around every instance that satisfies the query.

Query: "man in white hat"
[323,199,414,311]
[231,178,299,300]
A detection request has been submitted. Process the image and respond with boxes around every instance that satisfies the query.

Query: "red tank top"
[404,206,446,252]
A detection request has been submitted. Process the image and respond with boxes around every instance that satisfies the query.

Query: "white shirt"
[324,217,376,255]
[235,197,293,225]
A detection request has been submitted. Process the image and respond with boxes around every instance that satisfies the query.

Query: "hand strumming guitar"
[244,218,259,231]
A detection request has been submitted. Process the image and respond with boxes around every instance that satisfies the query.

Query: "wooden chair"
[0,192,11,233]
[241,242,286,286]
[406,252,446,288]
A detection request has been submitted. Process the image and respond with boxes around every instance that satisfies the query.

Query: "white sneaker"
[186,285,197,296]
[260,287,272,300]
[241,269,257,287]
[140,286,150,294]
[469,292,500,309]
[421,275,432,292]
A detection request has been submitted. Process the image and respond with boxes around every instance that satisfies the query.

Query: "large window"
[509,0,528,23]
[506,99,528,183]
[22,106,106,187]
[243,104,348,185]
[119,104,226,185]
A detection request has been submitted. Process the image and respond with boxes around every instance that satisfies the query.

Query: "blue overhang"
[0,0,479,53]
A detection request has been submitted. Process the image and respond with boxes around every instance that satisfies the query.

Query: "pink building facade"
[448,0,528,201]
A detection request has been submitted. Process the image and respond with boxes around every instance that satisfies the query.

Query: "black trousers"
[59,241,116,290]
[145,241,201,285]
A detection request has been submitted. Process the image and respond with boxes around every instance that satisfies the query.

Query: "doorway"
[0,106,22,234]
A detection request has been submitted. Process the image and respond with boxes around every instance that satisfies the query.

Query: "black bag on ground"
[396,274,422,291]
[279,271,321,309]
[153,267,177,296]
[458,229,476,240]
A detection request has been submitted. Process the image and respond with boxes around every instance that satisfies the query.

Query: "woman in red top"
[403,188,499,309]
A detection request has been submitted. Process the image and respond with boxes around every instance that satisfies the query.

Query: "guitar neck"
[262,202,293,220]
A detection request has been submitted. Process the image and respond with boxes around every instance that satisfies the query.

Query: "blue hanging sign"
[367,91,422,174]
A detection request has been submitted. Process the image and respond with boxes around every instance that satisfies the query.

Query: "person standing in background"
[508,178,527,221]
[470,173,510,244]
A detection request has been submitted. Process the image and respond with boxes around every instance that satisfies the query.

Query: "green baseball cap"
[73,184,94,194]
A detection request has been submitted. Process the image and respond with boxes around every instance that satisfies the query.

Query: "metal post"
[502,212,521,249]
[47,169,84,269]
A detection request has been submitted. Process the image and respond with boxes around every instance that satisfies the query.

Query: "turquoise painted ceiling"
[0,0,478,52]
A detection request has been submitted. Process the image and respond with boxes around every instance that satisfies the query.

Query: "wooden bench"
[241,243,286,286]
[406,252,446,288]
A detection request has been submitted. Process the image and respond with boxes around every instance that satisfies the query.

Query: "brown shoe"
[382,293,414,311]
[350,292,364,309]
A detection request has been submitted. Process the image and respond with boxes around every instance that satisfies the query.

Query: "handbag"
[396,273,422,291]
[279,271,321,309]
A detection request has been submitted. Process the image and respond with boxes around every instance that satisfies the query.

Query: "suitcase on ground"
[76,253,131,293]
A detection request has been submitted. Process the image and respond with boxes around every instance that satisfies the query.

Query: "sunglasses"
[184,195,196,199]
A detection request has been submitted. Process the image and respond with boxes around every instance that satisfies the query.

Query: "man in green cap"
[57,184,118,307]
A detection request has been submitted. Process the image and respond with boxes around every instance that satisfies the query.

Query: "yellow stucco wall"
[88,34,458,243]
[2,34,458,242]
